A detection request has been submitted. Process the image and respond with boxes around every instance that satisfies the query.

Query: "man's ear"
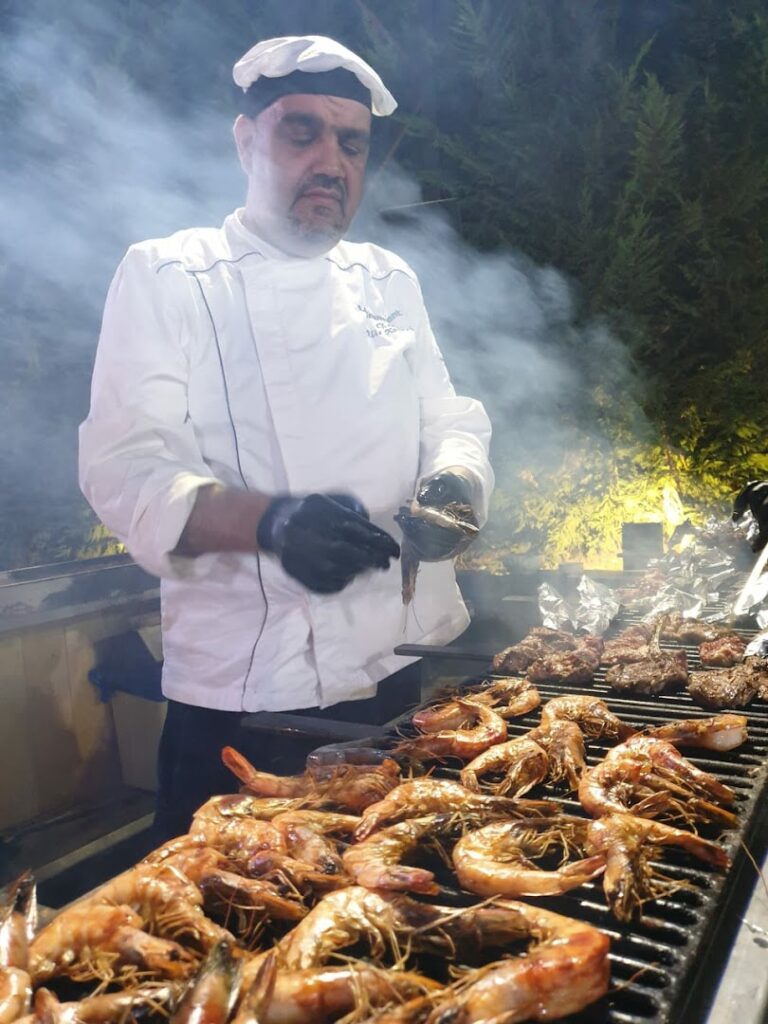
[233,114,256,174]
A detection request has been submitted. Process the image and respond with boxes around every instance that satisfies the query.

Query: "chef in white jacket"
[79,35,494,838]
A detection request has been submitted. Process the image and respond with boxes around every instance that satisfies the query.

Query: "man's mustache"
[297,176,347,207]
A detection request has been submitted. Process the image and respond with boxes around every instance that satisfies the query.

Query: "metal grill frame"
[368,624,768,1024]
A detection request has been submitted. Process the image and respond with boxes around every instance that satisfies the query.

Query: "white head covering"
[233,35,397,117]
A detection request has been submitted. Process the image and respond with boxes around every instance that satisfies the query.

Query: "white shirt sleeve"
[405,275,495,523]
[79,247,220,579]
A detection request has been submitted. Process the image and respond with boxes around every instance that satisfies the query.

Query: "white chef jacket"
[79,210,494,712]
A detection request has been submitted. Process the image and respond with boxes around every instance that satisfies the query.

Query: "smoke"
[0,0,646,570]
[354,165,648,565]
[0,7,241,312]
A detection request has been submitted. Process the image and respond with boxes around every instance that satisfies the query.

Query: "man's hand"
[402,470,479,562]
[258,493,400,593]
[733,480,768,551]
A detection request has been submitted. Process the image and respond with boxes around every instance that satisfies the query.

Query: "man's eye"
[289,135,314,147]
[342,143,361,156]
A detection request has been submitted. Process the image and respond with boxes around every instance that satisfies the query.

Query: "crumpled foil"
[618,515,756,622]
[539,575,620,635]
[745,629,768,658]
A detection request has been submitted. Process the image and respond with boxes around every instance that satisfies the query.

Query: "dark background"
[1,0,766,571]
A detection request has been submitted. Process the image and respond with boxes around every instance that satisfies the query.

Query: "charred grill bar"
[391,615,768,1023]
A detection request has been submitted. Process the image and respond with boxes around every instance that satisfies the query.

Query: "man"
[79,36,494,838]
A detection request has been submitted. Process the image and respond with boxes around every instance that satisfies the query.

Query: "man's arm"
[80,248,399,590]
[174,484,270,556]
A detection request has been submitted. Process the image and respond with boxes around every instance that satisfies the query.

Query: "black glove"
[733,480,768,551]
[257,493,400,594]
[399,471,479,562]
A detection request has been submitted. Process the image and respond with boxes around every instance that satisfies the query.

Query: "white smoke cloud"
[0,1,645,569]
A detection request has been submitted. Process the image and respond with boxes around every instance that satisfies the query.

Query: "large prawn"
[269,887,439,972]
[29,903,195,984]
[586,812,730,921]
[355,778,552,841]
[579,734,738,827]
[459,735,549,796]
[416,900,610,1024]
[233,952,441,1024]
[344,814,458,894]
[0,874,36,1024]
[411,679,540,733]
[452,817,605,898]
[223,748,401,813]
[395,702,507,762]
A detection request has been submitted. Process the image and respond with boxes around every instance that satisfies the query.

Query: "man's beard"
[285,177,348,253]
[286,209,344,251]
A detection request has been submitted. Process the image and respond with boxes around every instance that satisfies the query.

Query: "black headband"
[240,68,371,119]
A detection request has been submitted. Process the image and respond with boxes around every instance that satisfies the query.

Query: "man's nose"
[311,133,345,177]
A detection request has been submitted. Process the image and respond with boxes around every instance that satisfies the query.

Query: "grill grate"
[379,619,768,1023]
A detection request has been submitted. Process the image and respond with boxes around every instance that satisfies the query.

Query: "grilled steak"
[699,634,747,668]
[687,663,763,710]
[606,648,688,695]
[492,627,579,673]
[528,647,599,685]
[601,624,654,667]
[659,612,729,645]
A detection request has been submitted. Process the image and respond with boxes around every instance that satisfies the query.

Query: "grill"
[373,618,768,1024]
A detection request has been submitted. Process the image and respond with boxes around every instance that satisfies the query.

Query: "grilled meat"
[527,648,600,686]
[687,663,762,710]
[492,628,578,674]
[659,612,729,645]
[692,659,768,708]
[699,634,746,668]
[527,627,580,651]
[601,624,654,667]
[606,648,688,695]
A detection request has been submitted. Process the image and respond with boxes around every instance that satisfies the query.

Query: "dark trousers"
[152,662,421,843]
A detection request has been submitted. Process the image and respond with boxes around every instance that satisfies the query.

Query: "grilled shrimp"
[0,872,36,1022]
[223,748,309,797]
[272,887,438,971]
[646,714,748,751]
[412,679,540,733]
[0,873,36,970]
[396,702,507,762]
[88,864,232,951]
[19,983,182,1024]
[539,695,635,741]
[170,940,241,1024]
[579,735,738,827]
[343,814,455,894]
[459,736,549,796]
[528,720,587,790]
[422,901,610,1024]
[191,813,287,863]
[273,811,358,874]
[0,969,30,1024]
[471,677,541,717]
[452,817,605,897]
[355,778,549,840]
[234,954,441,1024]
[195,795,310,824]
[222,748,401,813]
[587,812,730,921]
[29,903,194,983]
[145,842,306,922]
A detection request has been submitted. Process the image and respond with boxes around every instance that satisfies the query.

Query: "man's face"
[234,93,372,256]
